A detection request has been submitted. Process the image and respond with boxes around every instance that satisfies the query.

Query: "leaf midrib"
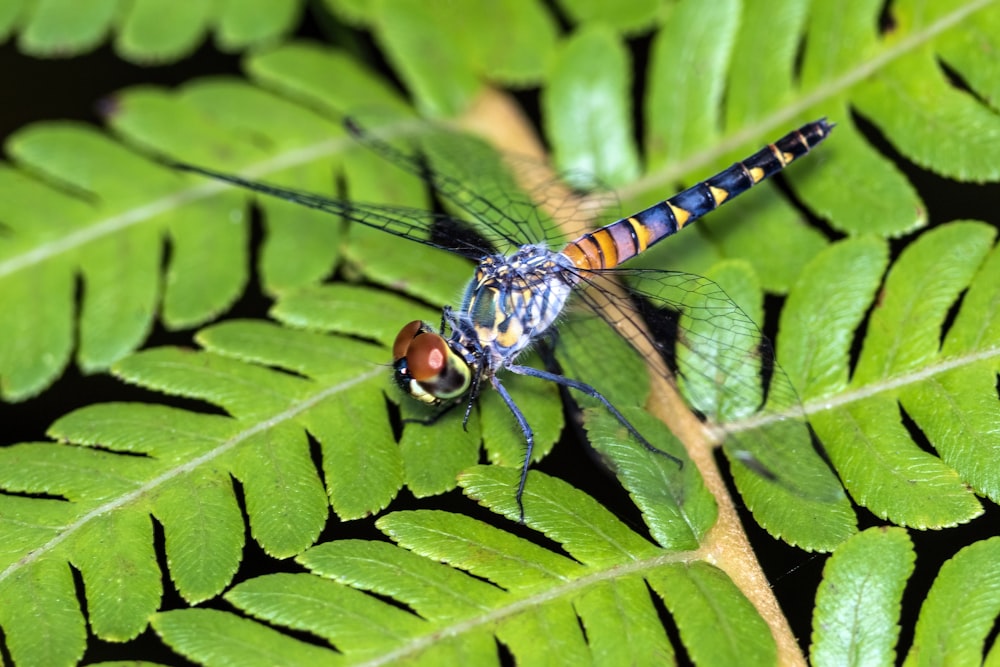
[0,136,348,280]
[615,0,997,203]
[723,345,1000,437]
[354,549,694,667]
[3,1,994,285]
[0,365,383,586]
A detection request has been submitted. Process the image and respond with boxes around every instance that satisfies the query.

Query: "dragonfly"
[175,117,833,521]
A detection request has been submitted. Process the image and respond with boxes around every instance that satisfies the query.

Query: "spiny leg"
[490,374,534,523]
[507,363,683,467]
[462,361,487,431]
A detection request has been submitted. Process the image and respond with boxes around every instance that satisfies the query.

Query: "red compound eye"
[392,321,424,361]
[406,333,447,381]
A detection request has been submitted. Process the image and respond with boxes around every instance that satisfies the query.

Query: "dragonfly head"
[392,321,472,405]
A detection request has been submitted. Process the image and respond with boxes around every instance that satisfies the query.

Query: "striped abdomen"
[561,119,833,271]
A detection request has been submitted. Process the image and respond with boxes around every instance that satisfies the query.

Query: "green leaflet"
[779,236,891,400]
[726,416,855,552]
[651,562,777,665]
[800,0,882,84]
[398,400,483,501]
[0,165,81,399]
[378,510,585,586]
[584,407,716,551]
[227,573,438,660]
[214,0,302,52]
[270,283,441,347]
[0,0,22,40]
[724,0,812,125]
[810,527,915,666]
[369,0,481,117]
[555,0,660,32]
[792,108,926,236]
[575,577,676,664]
[15,0,298,61]
[543,25,640,188]
[644,0,739,170]
[115,0,213,63]
[183,469,745,665]
[153,608,341,667]
[906,538,1000,665]
[246,42,411,116]
[0,551,87,667]
[321,0,371,25]
[383,0,559,86]
[18,0,118,56]
[364,0,559,115]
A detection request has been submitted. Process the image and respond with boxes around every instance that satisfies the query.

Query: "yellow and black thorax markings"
[461,251,575,355]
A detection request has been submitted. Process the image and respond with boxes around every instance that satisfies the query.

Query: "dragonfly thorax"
[458,245,578,363]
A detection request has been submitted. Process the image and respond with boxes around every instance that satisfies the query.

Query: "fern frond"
[3,3,997,398]
[0,315,711,664]
[905,538,1000,664]
[4,0,302,63]
[811,531,1000,665]
[785,223,999,527]
[148,469,769,666]
[2,214,995,662]
[810,527,915,665]
[1,1,1000,665]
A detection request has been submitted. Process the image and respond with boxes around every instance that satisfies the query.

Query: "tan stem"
[457,87,805,665]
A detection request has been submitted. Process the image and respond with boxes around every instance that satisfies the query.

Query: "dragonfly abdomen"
[562,119,833,271]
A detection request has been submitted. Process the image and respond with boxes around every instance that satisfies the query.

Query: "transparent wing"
[173,119,627,262]
[171,162,497,260]
[555,266,844,505]
[347,118,626,250]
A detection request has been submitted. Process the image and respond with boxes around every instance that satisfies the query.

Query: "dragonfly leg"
[444,306,481,348]
[490,375,534,523]
[461,361,487,431]
[507,364,683,467]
